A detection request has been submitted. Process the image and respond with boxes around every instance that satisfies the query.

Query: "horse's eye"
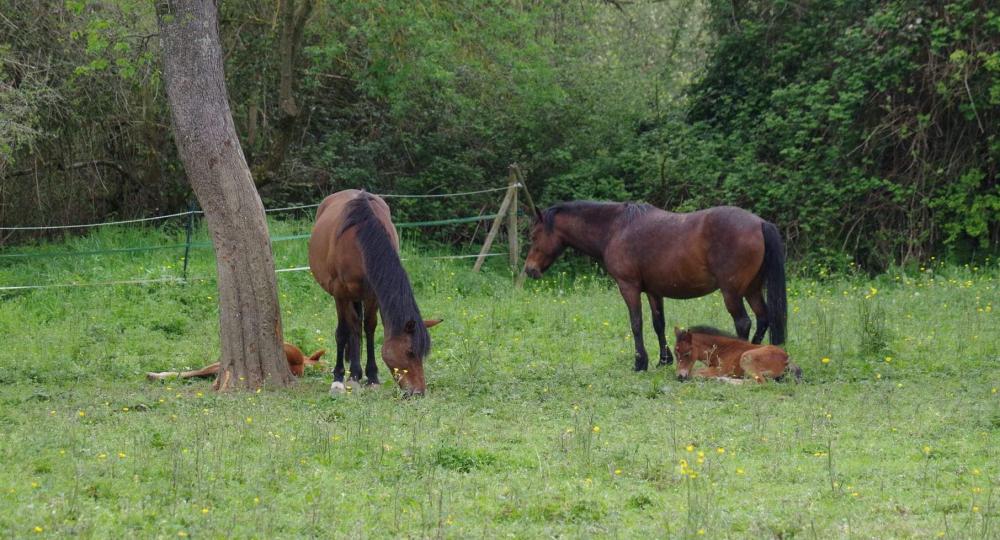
[406,351,415,358]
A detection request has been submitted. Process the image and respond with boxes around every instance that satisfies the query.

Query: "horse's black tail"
[761,221,787,345]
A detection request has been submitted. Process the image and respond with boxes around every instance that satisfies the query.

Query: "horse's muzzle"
[525,266,542,279]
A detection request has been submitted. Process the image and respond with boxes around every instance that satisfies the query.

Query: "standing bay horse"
[524,201,786,371]
[309,190,441,396]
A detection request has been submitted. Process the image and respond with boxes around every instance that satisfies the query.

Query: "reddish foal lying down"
[673,326,801,383]
[146,343,326,381]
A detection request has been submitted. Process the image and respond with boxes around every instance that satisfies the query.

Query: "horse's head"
[382,319,442,396]
[524,208,566,278]
[673,327,695,381]
[283,342,326,377]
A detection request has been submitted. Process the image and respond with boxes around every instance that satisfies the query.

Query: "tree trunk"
[156,0,293,390]
[252,0,314,188]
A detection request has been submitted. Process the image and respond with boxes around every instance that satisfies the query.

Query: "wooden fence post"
[507,165,519,270]
[181,200,197,281]
[513,164,538,288]
[472,179,515,272]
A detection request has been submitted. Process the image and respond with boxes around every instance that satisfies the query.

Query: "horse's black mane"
[686,325,738,338]
[338,193,430,358]
[540,200,654,232]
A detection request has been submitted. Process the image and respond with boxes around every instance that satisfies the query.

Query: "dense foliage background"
[1,0,997,269]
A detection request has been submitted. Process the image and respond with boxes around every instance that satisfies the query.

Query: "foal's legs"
[746,288,769,345]
[363,297,380,385]
[617,282,649,371]
[647,295,673,366]
[722,289,752,341]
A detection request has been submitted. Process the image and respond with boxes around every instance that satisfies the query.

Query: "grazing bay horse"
[673,326,801,383]
[524,201,786,371]
[308,190,441,396]
[146,343,326,382]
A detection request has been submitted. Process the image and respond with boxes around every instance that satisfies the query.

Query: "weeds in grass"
[856,295,891,357]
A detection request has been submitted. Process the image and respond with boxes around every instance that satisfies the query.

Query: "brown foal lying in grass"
[673,326,801,384]
[146,343,326,381]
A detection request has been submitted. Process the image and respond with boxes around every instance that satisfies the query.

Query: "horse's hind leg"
[347,301,364,386]
[363,297,379,386]
[739,349,783,383]
[617,282,649,371]
[746,288,769,345]
[647,295,674,366]
[722,289,752,341]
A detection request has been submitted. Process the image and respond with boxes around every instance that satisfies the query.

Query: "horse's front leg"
[647,294,673,366]
[346,301,364,388]
[331,299,359,394]
[618,282,649,371]
[363,297,379,386]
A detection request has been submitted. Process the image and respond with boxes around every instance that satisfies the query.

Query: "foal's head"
[524,209,566,278]
[283,343,326,377]
[673,327,696,381]
[381,319,442,396]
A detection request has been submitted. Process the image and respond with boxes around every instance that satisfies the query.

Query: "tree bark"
[156,0,293,390]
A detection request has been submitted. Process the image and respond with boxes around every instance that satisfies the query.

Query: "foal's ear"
[306,349,326,364]
[533,207,543,222]
[424,319,443,329]
[673,326,683,337]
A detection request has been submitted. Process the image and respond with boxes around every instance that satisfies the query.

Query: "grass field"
[0,222,998,538]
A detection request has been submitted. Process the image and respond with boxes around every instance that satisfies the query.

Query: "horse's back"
[308,190,396,298]
[620,206,767,297]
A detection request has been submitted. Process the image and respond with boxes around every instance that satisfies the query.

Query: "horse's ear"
[424,319,443,329]
[673,326,682,337]
[404,320,417,334]
[306,349,326,364]
[533,207,543,223]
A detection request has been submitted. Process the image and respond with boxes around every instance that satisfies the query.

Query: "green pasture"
[0,222,997,538]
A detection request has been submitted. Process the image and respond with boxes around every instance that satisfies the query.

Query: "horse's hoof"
[329,381,346,395]
[365,380,381,388]
[657,359,673,367]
